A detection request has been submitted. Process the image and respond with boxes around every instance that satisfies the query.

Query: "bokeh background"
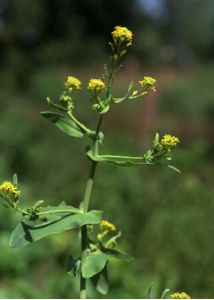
[0,0,214,298]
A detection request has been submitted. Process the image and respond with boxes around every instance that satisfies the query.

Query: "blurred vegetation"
[0,0,214,298]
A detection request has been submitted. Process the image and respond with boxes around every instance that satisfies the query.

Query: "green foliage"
[10,204,102,248]
[41,111,85,138]
[82,250,107,279]
[91,265,109,295]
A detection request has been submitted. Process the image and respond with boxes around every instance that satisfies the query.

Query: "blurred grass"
[0,62,213,298]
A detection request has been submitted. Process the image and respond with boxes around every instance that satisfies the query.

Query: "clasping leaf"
[10,203,102,248]
[82,250,107,278]
[41,111,84,138]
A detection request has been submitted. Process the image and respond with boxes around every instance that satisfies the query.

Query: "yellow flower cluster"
[171,292,191,299]
[111,26,133,45]
[0,181,21,200]
[100,220,116,232]
[160,134,180,149]
[64,76,81,93]
[139,76,156,91]
[88,78,106,93]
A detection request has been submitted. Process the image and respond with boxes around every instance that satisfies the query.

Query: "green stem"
[67,111,91,134]
[16,207,30,216]
[80,114,104,299]
[98,154,144,160]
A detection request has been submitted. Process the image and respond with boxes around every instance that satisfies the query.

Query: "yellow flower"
[160,134,180,149]
[64,76,81,93]
[139,76,156,91]
[111,25,133,45]
[100,220,116,232]
[0,181,21,200]
[88,78,106,93]
[97,220,116,240]
[171,292,191,299]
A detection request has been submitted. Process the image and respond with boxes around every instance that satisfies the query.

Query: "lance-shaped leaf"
[101,246,134,262]
[10,208,102,248]
[160,289,170,299]
[82,250,107,278]
[86,147,152,167]
[12,173,18,187]
[167,164,181,174]
[41,111,104,143]
[91,264,109,295]
[148,283,155,299]
[41,111,84,138]
[40,201,81,215]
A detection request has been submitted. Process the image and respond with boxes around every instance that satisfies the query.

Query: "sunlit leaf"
[160,288,170,299]
[167,164,181,174]
[82,250,107,278]
[153,132,160,148]
[41,111,84,138]
[10,208,102,248]
[12,174,18,186]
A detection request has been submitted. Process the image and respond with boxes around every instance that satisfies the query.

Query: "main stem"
[80,115,103,299]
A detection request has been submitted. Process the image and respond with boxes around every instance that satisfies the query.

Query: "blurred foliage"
[0,0,214,298]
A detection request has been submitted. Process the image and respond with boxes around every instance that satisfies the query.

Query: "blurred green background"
[0,0,214,298]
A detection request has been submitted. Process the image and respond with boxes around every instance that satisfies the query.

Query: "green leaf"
[41,201,81,215]
[82,250,107,278]
[67,256,81,277]
[10,209,102,248]
[92,264,109,295]
[104,231,122,248]
[101,247,134,262]
[46,97,67,112]
[167,164,181,174]
[153,132,160,148]
[12,174,18,186]
[148,282,154,299]
[86,147,152,167]
[41,111,84,138]
[160,288,170,299]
